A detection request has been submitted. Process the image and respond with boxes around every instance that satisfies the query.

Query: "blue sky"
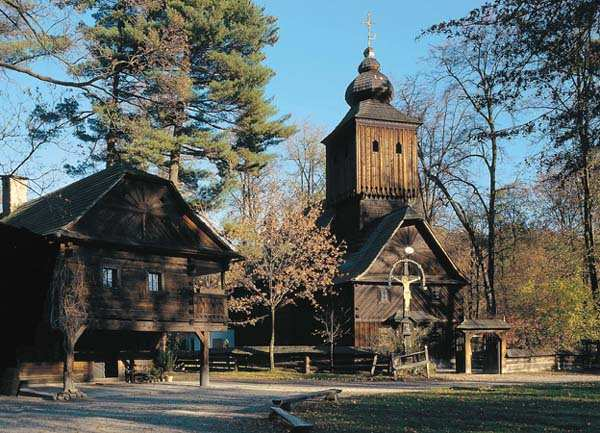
[3,0,539,209]
[257,0,485,131]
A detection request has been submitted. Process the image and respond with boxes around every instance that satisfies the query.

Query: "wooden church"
[236,45,468,362]
[323,44,466,358]
[322,45,467,360]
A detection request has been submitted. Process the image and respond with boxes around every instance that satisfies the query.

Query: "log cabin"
[0,166,240,392]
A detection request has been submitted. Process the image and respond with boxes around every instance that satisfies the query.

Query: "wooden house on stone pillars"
[323,46,468,363]
[0,166,240,394]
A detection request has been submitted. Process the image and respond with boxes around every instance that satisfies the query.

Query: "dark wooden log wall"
[355,121,418,201]
[75,245,227,326]
[325,121,419,207]
[326,125,356,205]
[353,282,460,357]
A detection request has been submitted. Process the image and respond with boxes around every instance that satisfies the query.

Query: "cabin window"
[372,140,379,152]
[102,268,118,289]
[379,287,390,303]
[396,142,402,154]
[147,272,162,292]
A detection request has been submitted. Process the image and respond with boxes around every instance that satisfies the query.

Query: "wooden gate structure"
[456,319,511,374]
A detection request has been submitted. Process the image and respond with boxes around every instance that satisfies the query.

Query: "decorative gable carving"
[72,177,221,252]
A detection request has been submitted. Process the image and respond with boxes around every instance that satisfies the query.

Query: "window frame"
[147,271,162,293]
[101,267,119,290]
[378,287,390,303]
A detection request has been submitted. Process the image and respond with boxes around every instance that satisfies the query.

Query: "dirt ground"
[1,372,599,433]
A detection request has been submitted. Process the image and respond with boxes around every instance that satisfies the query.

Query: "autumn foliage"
[225,188,344,369]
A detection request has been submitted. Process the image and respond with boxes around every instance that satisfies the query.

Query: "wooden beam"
[464,332,472,374]
[272,389,342,411]
[87,319,226,333]
[270,406,313,432]
[498,333,507,374]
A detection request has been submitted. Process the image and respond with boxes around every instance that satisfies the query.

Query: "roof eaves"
[61,171,127,232]
[420,219,469,283]
[353,209,407,282]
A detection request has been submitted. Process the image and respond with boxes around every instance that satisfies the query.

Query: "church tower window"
[372,140,380,152]
[396,142,402,154]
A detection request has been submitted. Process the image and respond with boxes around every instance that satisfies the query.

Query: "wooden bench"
[270,406,313,432]
[272,388,341,411]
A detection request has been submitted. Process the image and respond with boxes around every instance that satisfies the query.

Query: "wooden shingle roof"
[457,319,511,331]
[335,205,466,285]
[1,165,125,235]
[1,165,238,257]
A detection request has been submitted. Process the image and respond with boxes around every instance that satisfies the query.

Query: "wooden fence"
[176,346,394,375]
[390,346,431,379]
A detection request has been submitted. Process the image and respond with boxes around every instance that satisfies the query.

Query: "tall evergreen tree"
[63,0,292,209]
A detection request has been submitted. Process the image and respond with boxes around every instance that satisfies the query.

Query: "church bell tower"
[322,41,422,246]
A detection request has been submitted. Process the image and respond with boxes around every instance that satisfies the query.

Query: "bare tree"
[417,21,536,315]
[313,299,350,372]
[285,122,326,203]
[49,252,88,398]
[396,77,472,225]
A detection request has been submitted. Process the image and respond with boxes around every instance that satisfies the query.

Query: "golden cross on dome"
[363,12,376,48]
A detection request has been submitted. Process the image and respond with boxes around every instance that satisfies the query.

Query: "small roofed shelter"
[456,319,511,374]
[0,166,240,391]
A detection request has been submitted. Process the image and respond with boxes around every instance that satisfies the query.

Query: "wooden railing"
[390,345,431,379]
[89,292,226,323]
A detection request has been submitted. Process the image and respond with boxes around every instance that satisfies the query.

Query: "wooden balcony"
[87,290,227,325]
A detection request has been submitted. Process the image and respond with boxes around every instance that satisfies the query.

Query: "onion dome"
[345,47,394,106]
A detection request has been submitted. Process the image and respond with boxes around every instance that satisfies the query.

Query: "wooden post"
[158,332,168,352]
[424,345,430,379]
[63,325,86,394]
[370,354,378,376]
[498,333,507,374]
[304,355,311,374]
[464,332,472,374]
[194,330,210,386]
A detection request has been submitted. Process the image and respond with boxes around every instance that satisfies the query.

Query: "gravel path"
[1,372,599,433]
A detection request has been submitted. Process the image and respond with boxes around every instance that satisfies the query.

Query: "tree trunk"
[580,161,598,298]
[330,339,334,372]
[329,310,335,372]
[63,335,76,393]
[168,146,181,187]
[269,307,276,371]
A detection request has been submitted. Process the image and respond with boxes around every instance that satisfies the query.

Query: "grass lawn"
[259,383,600,433]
